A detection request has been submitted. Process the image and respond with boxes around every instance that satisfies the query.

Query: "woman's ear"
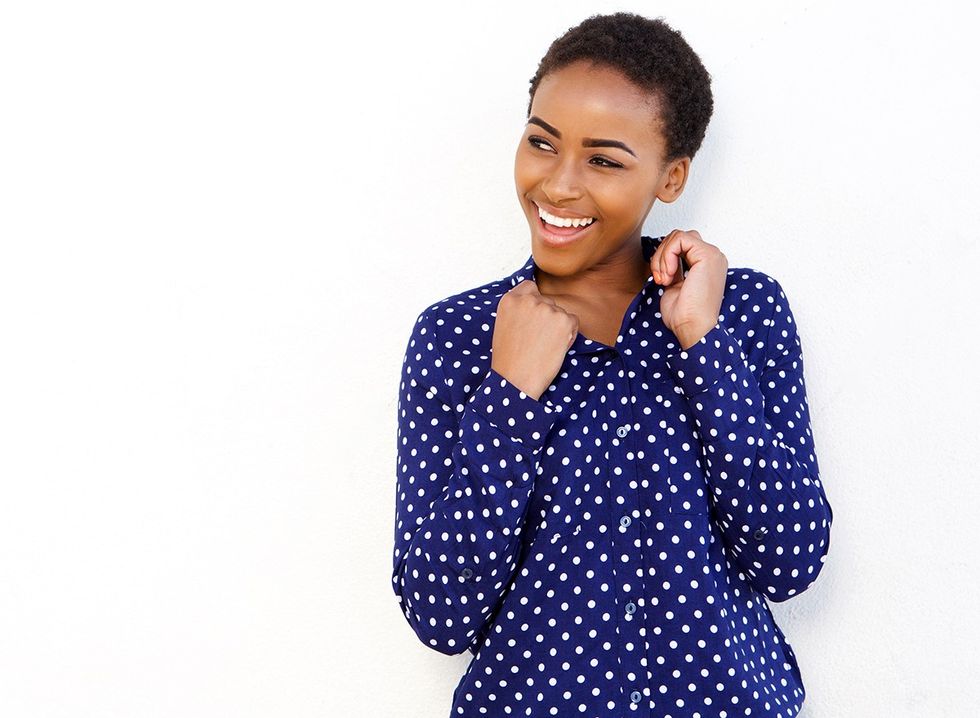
[657,157,691,204]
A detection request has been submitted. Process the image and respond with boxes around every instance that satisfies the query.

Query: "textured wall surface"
[1,1,977,716]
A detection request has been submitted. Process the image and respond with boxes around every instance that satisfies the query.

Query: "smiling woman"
[392,11,833,718]
[515,61,686,294]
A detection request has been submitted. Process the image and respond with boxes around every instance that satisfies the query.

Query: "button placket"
[607,365,651,715]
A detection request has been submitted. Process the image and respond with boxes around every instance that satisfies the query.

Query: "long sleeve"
[665,279,833,602]
[391,308,559,654]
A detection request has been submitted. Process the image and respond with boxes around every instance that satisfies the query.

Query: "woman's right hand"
[490,279,579,401]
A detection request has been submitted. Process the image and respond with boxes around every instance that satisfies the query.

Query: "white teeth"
[536,203,595,228]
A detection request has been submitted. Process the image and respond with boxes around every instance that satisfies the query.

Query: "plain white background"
[1,1,978,716]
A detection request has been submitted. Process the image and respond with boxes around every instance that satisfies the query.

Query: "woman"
[392,12,833,717]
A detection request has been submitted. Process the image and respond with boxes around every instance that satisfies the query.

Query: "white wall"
[1,0,978,716]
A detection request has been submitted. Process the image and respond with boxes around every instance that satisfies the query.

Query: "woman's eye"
[527,136,554,152]
[526,137,622,169]
[591,157,621,169]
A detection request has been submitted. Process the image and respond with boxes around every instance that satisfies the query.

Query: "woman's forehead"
[529,67,665,147]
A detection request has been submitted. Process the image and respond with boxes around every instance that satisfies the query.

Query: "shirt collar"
[504,234,667,356]
[506,234,666,288]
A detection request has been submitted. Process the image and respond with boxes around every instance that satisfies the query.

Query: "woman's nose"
[541,157,584,202]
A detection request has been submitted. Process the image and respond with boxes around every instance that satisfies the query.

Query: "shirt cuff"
[665,322,740,397]
[465,368,558,448]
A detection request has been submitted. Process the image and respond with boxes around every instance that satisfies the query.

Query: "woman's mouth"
[533,202,597,247]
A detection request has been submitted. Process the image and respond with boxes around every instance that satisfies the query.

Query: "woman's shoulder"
[402,270,518,409]
[723,265,783,298]
[716,266,803,376]
[719,265,790,320]
[409,265,522,341]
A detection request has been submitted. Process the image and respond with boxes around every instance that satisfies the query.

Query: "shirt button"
[753,526,769,541]
[630,690,642,703]
[616,425,630,438]
[620,515,632,528]
[461,567,473,578]
[625,601,636,615]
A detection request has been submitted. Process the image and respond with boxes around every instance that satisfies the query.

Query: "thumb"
[513,278,541,294]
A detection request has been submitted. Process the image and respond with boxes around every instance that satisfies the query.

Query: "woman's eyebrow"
[527,115,637,158]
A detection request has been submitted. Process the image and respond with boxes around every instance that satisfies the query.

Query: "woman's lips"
[536,212,597,247]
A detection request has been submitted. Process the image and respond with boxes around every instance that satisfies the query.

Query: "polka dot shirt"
[392,235,834,717]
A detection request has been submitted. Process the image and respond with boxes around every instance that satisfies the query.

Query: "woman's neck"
[534,242,652,302]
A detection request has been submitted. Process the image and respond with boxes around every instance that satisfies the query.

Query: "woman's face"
[514,60,688,277]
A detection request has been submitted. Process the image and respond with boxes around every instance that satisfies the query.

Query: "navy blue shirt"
[392,234,833,717]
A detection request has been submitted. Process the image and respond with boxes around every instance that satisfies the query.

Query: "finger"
[651,231,668,283]
[564,311,579,348]
[531,281,560,305]
[665,230,697,282]
[664,230,683,281]
[669,238,681,280]
[668,233,691,281]
[663,232,675,282]
[656,230,679,284]
[513,278,540,294]
[676,230,701,276]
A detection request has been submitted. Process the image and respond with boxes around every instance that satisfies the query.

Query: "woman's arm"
[665,276,834,602]
[391,307,558,654]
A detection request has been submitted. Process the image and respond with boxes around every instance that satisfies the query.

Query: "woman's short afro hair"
[526,12,714,164]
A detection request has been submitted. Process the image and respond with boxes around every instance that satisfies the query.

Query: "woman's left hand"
[651,229,729,350]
